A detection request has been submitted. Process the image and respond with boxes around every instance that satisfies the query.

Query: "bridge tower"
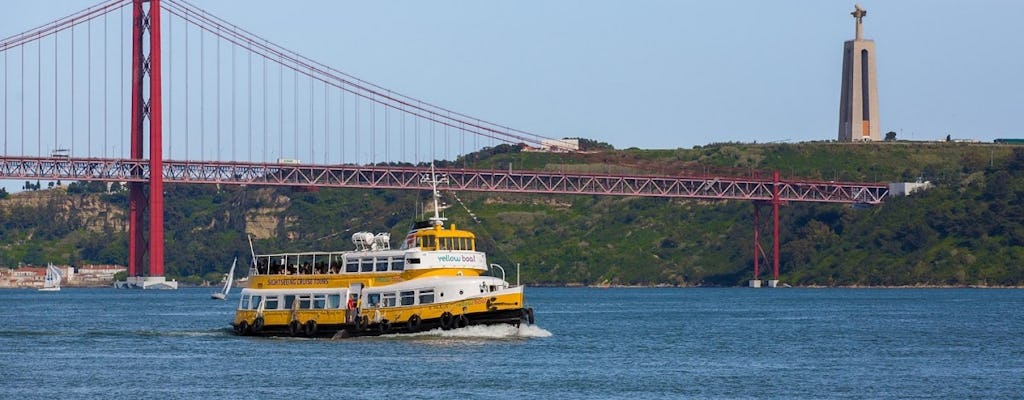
[124,0,170,288]
[838,4,880,142]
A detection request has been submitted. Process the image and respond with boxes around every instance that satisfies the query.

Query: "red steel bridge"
[0,0,888,284]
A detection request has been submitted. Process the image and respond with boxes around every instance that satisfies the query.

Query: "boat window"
[420,236,436,250]
[367,293,381,307]
[328,294,341,308]
[265,295,280,310]
[345,258,359,273]
[400,290,415,306]
[313,294,327,309]
[360,258,373,272]
[283,295,295,310]
[382,293,397,307]
[240,295,251,309]
[418,289,435,305]
[375,258,389,272]
[407,258,420,265]
[298,295,312,309]
[251,295,263,310]
[392,259,405,271]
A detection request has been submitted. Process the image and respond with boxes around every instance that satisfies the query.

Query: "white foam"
[389,323,552,340]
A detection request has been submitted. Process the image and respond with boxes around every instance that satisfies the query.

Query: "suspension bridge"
[0,0,888,285]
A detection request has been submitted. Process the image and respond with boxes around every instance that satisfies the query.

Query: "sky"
[1,0,1022,162]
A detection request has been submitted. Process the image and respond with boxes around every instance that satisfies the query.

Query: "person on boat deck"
[347,295,356,310]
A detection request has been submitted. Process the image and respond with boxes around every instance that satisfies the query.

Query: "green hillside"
[2,141,1023,287]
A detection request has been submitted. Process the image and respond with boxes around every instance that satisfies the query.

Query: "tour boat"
[231,166,534,338]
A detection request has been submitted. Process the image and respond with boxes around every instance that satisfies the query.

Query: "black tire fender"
[406,314,422,332]
[235,320,249,335]
[440,312,454,330]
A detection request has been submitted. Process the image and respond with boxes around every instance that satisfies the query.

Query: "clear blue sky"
[2,0,1022,151]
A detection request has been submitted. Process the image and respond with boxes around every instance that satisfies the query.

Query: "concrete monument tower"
[838,4,880,142]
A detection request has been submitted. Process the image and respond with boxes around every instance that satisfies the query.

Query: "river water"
[1,287,1021,399]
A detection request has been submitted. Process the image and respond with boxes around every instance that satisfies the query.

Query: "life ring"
[235,320,249,335]
[289,320,301,336]
[304,320,318,337]
[527,307,535,325]
[378,319,391,334]
[252,316,265,332]
[440,312,454,330]
[356,315,368,332]
[406,314,422,332]
[455,314,469,329]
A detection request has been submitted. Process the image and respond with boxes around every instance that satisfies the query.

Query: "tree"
[884,131,897,141]
[0,187,8,199]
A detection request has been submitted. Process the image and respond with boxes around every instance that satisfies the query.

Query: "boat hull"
[232,306,533,338]
[231,287,532,338]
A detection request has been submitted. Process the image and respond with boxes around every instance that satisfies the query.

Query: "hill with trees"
[1,141,1022,287]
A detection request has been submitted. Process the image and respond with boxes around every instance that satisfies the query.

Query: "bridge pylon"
[127,0,165,281]
[750,170,782,288]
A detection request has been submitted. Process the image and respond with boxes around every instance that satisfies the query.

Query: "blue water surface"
[0,287,1021,399]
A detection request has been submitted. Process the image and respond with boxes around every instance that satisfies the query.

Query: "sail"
[211,258,236,300]
[41,264,62,291]
[223,258,236,294]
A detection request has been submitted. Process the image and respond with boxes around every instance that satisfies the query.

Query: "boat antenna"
[421,163,449,227]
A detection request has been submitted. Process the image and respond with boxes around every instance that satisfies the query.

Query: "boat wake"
[425,323,552,339]
[351,324,552,341]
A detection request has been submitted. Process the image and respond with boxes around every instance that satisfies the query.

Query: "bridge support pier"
[750,170,782,287]
[127,0,165,280]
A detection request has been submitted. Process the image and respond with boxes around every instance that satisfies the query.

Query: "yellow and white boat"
[231,167,534,338]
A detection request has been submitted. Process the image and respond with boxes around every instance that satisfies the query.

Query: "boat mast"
[424,163,449,227]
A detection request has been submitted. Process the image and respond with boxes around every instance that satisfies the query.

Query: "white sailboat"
[211,258,237,300]
[39,264,62,292]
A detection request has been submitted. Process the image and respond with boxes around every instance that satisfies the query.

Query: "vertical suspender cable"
[354,91,359,164]
[54,29,58,154]
[104,10,108,159]
[184,10,189,160]
[401,106,406,163]
[21,44,25,156]
[3,50,7,155]
[305,69,309,162]
[88,17,92,157]
[246,40,251,161]
[415,108,420,165]
[37,39,42,156]
[323,81,328,164]
[216,26,221,161]
[262,45,269,162]
[276,57,280,161]
[292,69,297,159]
[370,94,374,164]
[231,34,235,161]
[340,85,344,164]
[200,26,204,159]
